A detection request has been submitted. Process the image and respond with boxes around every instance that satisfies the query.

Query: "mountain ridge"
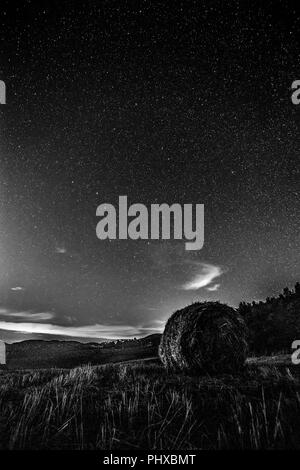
[5,334,162,369]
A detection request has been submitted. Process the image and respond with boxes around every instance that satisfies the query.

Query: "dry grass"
[0,361,300,450]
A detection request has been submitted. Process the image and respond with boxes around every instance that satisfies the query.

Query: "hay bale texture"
[159,301,248,375]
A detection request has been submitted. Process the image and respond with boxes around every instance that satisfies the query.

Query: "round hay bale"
[159,301,248,375]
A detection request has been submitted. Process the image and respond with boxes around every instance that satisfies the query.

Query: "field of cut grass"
[0,358,300,450]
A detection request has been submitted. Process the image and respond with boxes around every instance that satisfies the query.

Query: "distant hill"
[5,334,161,369]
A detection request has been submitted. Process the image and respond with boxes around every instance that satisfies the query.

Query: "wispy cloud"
[0,320,163,340]
[206,283,220,292]
[55,247,67,254]
[0,309,54,321]
[182,263,223,291]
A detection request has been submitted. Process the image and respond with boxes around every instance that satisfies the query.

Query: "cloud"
[141,319,166,329]
[0,320,163,340]
[182,263,223,291]
[55,247,67,254]
[11,286,25,291]
[0,308,54,321]
[206,283,220,292]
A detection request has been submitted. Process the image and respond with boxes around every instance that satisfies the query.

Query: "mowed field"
[0,352,300,450]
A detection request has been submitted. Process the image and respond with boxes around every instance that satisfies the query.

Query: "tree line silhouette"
[238,283,300,354]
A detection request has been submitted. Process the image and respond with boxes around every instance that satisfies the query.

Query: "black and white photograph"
[0,0,299,462]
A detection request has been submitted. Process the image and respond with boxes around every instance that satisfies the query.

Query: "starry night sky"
[0,0,299,342]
